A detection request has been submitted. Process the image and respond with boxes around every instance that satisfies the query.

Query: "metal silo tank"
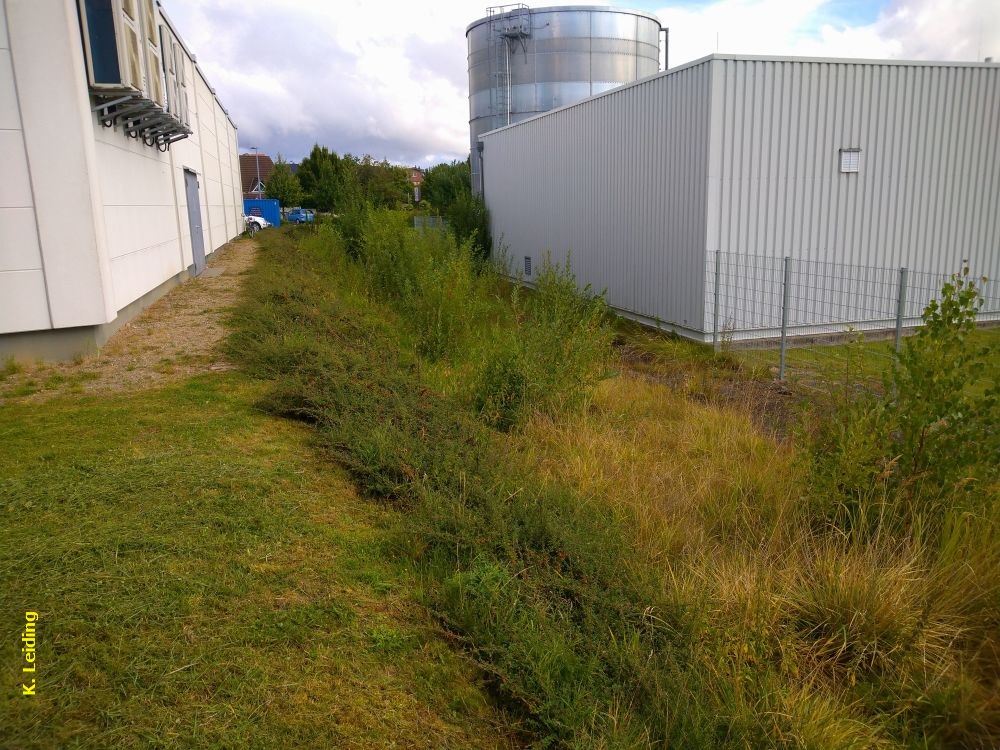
[467,5,663,194]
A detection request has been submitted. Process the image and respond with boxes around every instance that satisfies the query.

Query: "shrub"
[355,211,491,361]
[887,269,999,498]
[519,256,614,415]
[471,335,528,430]
[445,191,492,263]
[471,256,614,429]
[806,269,999,534]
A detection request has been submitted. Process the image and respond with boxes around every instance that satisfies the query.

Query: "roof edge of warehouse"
[466,6,661,34]
[478,52,1000,139]
[156,1,238,131]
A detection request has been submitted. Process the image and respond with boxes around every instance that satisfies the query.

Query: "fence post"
[779,256,792,381]
[712,249,721,353]
[894,266,908,353]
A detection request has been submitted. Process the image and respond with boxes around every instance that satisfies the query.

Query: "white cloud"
[162,0,1000,165]
[655,0,1000,64]
[165,0,487,164]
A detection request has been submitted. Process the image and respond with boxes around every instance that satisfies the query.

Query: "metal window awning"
[92,90,192,151]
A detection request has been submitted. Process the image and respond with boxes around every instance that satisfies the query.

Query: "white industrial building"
[1,0,243,359]
[480,54,1000,341]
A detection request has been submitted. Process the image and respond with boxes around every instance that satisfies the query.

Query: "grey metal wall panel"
[704,57,1000,335]
[484,55,999,342]
[482,61,714,335]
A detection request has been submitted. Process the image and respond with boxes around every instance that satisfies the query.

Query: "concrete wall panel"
[0,208,41,272]
[0,53,19,129]
[6,0,116,328]
[0,270,49,334]
[0,0,7,49]
[0,0,242,342]
[0,128,31,208]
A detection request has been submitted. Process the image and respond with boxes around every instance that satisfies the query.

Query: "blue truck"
[287,208,315,224]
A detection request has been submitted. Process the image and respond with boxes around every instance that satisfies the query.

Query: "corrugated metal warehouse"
[480,54,1000,341]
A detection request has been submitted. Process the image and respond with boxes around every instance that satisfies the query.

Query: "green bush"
[887,269,999,498]
[519,256,614,415]
[356,211,491,361]
[472,256,613,429]
[807,270,999,534]
[445,191,492,263]
[471,335,528,430]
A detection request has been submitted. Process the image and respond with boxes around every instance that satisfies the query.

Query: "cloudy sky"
[162,0,999,167]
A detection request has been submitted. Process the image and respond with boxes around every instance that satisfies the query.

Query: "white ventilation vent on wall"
[840,148,861,173]
[524,256,532,276]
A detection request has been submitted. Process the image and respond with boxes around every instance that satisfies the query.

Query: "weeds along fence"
[704,251,1000,385]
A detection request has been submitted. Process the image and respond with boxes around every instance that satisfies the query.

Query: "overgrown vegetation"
[229,221,999,748]
[421,159,493,260]
[810,269,999,526]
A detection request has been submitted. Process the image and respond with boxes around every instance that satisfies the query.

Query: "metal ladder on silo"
[486,4,531,129]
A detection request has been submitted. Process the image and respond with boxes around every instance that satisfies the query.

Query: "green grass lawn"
[731,327,1000,387]
[0,375,515,748]
[617,316,1000,394]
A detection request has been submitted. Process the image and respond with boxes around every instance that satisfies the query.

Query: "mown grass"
[0,375,517,748]
[228,221,1000,748]
[729,327,1000,392]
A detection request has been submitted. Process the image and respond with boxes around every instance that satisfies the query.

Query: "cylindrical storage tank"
[467,5,662,193]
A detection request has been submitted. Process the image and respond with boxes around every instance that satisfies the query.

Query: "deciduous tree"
[265,155,303,210]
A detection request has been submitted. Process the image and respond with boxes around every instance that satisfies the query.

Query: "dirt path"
[0,238,256,402]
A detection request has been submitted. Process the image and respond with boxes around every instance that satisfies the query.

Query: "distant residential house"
[240,153,275,199]
[409,168,424,202]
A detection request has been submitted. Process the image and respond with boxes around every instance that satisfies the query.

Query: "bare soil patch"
[0,238,256,403]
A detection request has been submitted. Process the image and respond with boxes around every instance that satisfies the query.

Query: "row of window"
[78,0,190,128]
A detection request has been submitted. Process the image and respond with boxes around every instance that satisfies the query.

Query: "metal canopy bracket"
[90,90,192,150]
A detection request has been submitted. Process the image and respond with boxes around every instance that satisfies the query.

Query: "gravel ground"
[0,238,257,403]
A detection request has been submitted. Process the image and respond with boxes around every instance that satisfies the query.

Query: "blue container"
[243,198,281,226]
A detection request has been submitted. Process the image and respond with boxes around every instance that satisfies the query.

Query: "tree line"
[265,145,490,259]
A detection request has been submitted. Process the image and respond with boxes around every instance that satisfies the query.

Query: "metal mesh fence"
[703,251,1000,387]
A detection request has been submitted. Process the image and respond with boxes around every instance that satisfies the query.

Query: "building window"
[81,0,122,85]
[840,148,861,173]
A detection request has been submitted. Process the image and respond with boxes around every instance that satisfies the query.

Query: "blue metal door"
[184,170,206,275]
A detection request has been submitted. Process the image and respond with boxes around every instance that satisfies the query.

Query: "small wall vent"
[839,148,861,173]
[524,256,532,276]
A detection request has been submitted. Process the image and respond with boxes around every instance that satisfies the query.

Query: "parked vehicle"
[244,214,271,232]
[287,208,315,224]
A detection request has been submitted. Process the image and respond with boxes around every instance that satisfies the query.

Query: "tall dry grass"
[519,373,1000,747]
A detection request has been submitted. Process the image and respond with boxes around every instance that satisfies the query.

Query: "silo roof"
[466,5,662,35]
